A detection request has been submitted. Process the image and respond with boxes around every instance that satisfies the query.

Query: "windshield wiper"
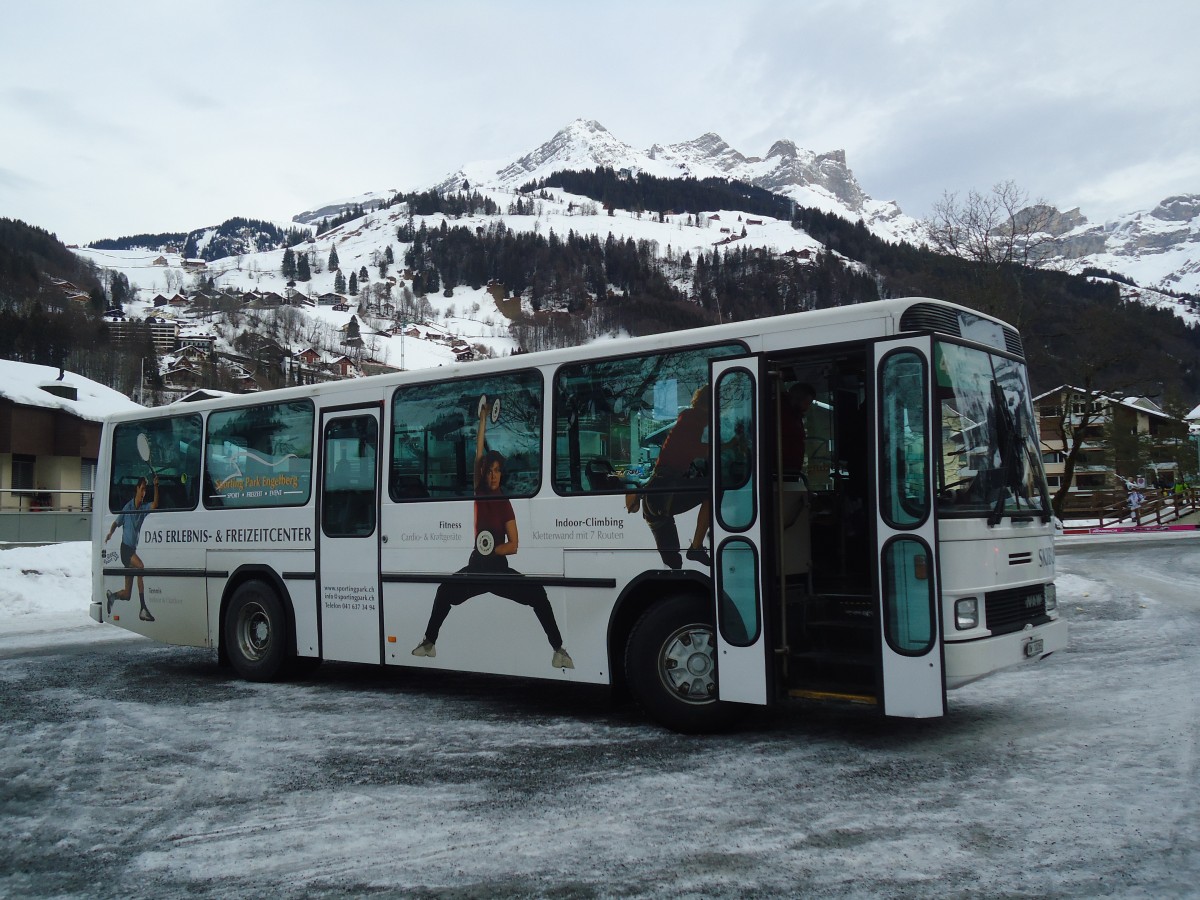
[988,382,1021,527]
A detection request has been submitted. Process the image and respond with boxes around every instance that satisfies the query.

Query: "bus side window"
[203,400,314,510]
[323,420,377,538]
[113,478,138,511]
[391,369,543,502]
[552,341,744,496]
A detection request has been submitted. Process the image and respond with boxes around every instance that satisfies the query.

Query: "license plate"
[1024,638,1044,658]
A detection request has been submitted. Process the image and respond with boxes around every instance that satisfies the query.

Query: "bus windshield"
[935,340,1050,520]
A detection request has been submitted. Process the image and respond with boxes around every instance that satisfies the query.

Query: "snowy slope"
[73,240,513,375]
[72,117,1200,378]
[72,172,831,381]
[1056,194,1200,295]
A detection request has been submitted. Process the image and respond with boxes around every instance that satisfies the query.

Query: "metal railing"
[1090,487,1200,528]
[0,489,94,543]
[0,487,94,512]
[1129,488,1199,527]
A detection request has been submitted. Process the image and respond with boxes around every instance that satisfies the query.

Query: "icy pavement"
[1,540,1198,897]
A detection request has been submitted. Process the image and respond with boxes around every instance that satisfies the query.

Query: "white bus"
[90,297,1066,732]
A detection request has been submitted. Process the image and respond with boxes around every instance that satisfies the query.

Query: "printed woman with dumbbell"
[412,394,573,669]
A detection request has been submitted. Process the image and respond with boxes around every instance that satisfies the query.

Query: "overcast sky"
[3,0,1197,245]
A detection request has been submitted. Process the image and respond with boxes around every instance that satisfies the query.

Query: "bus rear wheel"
[224,580,288,682]
[625,594,743,733]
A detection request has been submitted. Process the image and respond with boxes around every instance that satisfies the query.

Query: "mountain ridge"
[391,118,1200,296]
[432,118,918,244]
[81,118,1200,302]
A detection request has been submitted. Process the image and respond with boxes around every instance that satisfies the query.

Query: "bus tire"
[625,593,743,733]
[224,580,288,682]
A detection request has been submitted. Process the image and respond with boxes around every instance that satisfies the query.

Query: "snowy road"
[2,537,1199,898]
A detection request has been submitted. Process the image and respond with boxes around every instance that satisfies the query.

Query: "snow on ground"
[0,542,137,652]
[3,535,1200,897]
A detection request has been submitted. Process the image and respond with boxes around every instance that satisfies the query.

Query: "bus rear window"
[109,415,203,513]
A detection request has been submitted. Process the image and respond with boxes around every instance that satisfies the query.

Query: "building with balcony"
[106,316,181,356]
[1035,385,1188,492]
[0,361,142,541]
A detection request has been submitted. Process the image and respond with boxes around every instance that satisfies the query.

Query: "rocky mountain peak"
[755,145,865,212]
[1027,205,1089,238]
[687,132,732,154]
[491,118,635,187]
[660,132,748,172]
[1151,195,1200,222]
[766,139,799,160]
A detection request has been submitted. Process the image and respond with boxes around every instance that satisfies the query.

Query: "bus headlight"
[1044,583,1057,613]
[955,597,979,630]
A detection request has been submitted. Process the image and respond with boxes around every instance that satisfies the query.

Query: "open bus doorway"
[766,351,879,705]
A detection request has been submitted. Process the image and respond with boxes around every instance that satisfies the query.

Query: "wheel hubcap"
[238,601,271,660]
[660,625,717,704]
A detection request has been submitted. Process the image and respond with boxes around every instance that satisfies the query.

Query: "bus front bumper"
[89,600,102,624]
[944,617,1068,689]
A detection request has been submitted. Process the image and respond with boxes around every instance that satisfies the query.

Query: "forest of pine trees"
[88,219,308,261]
[396,215,879,334]
[522,167,795,220]
[316,205,366,236]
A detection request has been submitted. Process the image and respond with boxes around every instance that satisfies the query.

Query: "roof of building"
[1034,384,1176,421]
[0,359,143,422]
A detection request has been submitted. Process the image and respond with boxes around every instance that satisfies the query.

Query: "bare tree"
[1042,382,1107,518]
[922,180,1063,326]
[925,180,1058,270]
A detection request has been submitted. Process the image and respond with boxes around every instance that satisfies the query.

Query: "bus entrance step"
[787,655,876,695]
[787,687,878,706]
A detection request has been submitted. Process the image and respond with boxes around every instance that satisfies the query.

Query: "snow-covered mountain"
[435,118,925,245]
[293,191,398,228]
[428,119,1200,299]
[73,117,1200,380]
[1051,194,1200,295]
[89,118,1200,305]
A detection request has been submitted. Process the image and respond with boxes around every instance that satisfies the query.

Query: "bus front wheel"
[625,594,743,733]
[224,580,287,682]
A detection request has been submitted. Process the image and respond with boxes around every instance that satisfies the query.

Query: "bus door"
[873,338,945,717]
[710,356,769,706]
[318,405,383,664]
